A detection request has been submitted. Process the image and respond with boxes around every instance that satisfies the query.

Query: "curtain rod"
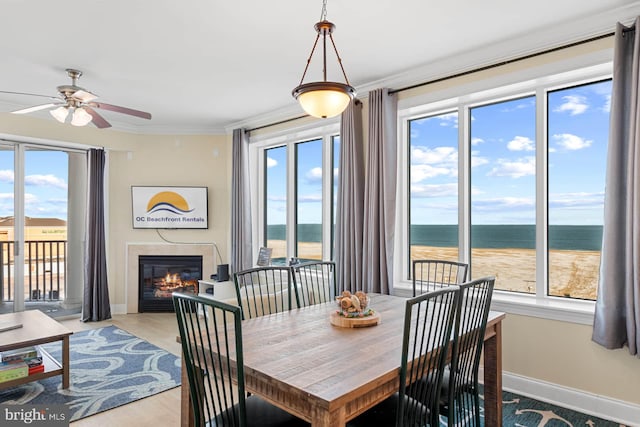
[247,29,626,133]
[389,31,617,95]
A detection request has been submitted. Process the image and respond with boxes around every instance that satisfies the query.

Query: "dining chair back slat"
[233,266,294,320]
[412,259,469,296]
[445,276,495,426]
[291,261,337,307]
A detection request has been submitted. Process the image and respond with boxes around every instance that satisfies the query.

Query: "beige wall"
[503,314,640,405]
[0,113,231,311]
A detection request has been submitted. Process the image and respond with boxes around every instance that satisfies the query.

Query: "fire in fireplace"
[138,255,202,312]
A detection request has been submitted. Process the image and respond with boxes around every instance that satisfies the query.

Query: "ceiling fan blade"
[12,103,62,114]
[84,107,112,129]
[72,89,98,102]
[89,102,152,120]
[0,90,61,101]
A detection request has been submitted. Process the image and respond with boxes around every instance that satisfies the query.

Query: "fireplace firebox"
[138,255,202,312]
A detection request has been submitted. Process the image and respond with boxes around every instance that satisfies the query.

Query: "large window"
[404,71,611,303]
[257,126,339,264]
[547,80,611,300]
[295,139,323,261]
[470,96,537,293]
[408,112,459,268]
[265,146,287,263]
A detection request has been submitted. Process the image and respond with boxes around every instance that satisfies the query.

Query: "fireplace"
[138,255,202,312]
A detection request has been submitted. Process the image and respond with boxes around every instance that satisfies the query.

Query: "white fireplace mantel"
[125,243,215,313]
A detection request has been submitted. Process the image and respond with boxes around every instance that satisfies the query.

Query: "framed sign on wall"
[132,186,208,229]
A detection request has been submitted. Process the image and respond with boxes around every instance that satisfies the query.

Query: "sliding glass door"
[0,141,85,316]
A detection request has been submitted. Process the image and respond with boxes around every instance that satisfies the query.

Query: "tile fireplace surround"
[126,243,215,313]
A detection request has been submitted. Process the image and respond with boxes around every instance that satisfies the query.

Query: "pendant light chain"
[320,0,328,21]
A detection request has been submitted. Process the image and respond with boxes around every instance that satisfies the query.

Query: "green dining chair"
[290,261,336,307]
[346,286,461,427]
[233,266,295,319]
[441,276,495,426]
[412,259,469,296]
[173,292,309,427]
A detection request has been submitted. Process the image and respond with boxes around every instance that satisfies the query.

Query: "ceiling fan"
[0,68,152,129]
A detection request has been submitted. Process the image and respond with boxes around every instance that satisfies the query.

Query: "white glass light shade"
[71,107,92,126]
[293,82,355,118]
[50,106,69,123]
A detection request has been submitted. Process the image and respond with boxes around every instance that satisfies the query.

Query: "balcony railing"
[0,240,67,303]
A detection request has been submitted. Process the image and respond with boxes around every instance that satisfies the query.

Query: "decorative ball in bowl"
[336,291,374,318]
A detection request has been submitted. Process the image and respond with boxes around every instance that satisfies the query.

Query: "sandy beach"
[268,240,599,300]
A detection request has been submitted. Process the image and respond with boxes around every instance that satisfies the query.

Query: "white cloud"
[549,192,604,209]
[554,95,588,115]
[437,112,458,128]
[410,183,458,198]
[298,194,322,203]
[267,195,286,202]
[602,94,611,113]
[487,157,535,178]
[471,152,490,168]
[266,157,278,168]
[410,146,457,182]
[471,137,484,146]
[411,165,455,182]
[473,197,535,211]
[305,167,323,182]
[553,133,592,151]
[0,170,13,183]
[507,136,535,152]
[411,146,457,165]
[25,174,67,189]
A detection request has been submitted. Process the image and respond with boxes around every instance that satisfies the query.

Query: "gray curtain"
[335,100,364,292]
[81,148,111,322]
[230,128,253,274]
[362,88,398,294]
[592,18,640,356]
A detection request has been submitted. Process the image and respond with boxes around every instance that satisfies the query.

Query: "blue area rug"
[437,387,628,426]
[0,326,181,421]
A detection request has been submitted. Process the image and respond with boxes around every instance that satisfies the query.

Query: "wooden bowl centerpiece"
[330,291,380,328]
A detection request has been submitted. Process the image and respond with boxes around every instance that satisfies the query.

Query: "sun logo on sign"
[146,191,194,215]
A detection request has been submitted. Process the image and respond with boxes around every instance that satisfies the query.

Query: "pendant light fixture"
[292,0,356,119]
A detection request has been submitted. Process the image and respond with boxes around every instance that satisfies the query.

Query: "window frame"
[249,121,340,265]
[396,58,613,325]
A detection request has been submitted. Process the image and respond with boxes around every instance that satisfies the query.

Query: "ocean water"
[267,224,603,251]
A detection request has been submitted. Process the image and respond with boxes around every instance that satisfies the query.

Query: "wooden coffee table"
[0,310,73,390]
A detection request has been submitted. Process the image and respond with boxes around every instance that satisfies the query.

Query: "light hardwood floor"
[58,313,183,427]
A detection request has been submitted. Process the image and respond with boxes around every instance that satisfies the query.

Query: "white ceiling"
[1,0,639,134]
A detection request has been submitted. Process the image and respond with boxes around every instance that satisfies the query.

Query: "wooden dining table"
[180,293,506,427]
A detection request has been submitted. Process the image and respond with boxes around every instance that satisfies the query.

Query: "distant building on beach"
[0,216,67,242]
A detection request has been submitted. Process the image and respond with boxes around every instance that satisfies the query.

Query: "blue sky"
[266,138,338,226]
[410,79,611,225]
[0,149,68,220]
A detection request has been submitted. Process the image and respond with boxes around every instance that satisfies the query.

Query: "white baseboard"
[480,368,640,426]
[110,304,127,315]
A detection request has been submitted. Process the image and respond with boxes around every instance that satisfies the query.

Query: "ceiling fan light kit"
[70,107,92,126]
[50,105,69,123]
[292,0,356,119]
[3,68,152,129]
